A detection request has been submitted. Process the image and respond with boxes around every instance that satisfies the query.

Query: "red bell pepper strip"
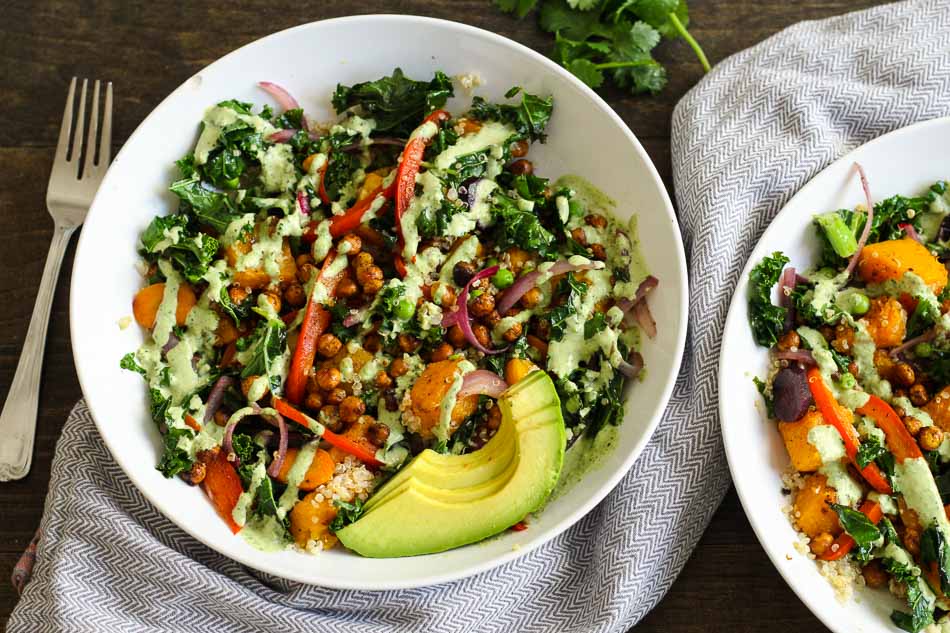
[301,182,395,244]
[272,397,383,468]
[820,500,883,561]
[284,250,343,404]
[393,109,451,277]
[317,159,331,206]
[857,395,923,463]
[806,368,893,494]
[184,414,201,432]
[201,449,244,534]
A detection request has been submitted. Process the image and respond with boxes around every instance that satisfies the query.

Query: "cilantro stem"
[668,12,711,73]
[593,60,658,70]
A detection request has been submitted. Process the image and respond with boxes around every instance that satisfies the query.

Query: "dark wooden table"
[0,1,885,630]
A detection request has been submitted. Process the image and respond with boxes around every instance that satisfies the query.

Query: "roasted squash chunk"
[778,410,824,473]
[857,238,947,293]
[859,296,907,349]
[794,474,843,538]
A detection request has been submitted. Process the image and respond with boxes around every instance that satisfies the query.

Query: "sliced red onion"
[260,409,289,478]
[617,276,660,316]
[844,163,875,278]
[900,223,923,243]
[632,300,657,339]
[161,332,179,355]
[458,370,509,399]
[617,351,644,379]
[775,349,816,365]
[203,376,235,423]
[342,307,369,328]
[258,81,311,133]
[496,259,604,315]
[456,265,509,355]
[780,266,797,330]
[296,190,311,216]
[890,329,937,359]
[221,406,256,467]
[268,129,297,143]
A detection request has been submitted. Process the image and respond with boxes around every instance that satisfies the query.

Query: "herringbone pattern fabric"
[9,1,950,630]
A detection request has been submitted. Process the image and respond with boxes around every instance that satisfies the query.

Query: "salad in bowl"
[751,163,950,632]
[121,69,658,558]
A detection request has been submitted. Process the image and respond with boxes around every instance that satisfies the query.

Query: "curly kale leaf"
[748,252,789,347]
[468,88,553,143]
[329,499,366,532]
[490,191,556,259]
[157,427,195,478]
[140,213,219,283]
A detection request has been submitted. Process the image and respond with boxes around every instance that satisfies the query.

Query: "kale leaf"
[157,427,195,478]
[329,499,366,532]
[490,191,556,258]
[828,503,881,547]
[120,352,146,377]
[140,213,220,283]
[921,526,950,595]
[331,68,453,137]
[855,434,888,469]
[584,312,607,339]
[169,175,243,234]
[752,376,775,418]
[747,252,789,347]
[882,558,934,633]
[239,319,288,390]
[548,273,588,341]
[468,88,553,143]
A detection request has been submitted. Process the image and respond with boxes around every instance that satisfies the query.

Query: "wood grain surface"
[0,1,885,630]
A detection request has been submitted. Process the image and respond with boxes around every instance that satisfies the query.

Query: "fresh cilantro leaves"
[495,0,709,95]
[748,252,789,347]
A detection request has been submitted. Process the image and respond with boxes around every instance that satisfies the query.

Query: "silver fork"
[0,78,113,481]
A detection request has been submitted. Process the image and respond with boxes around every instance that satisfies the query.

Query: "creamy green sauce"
[277,440,320,518]
[549,424,619,500]
[194,105,275,165]
[807,424,862,506]
[240,515,289,552]
[434,122,514,171]
[260,144,297,193]
[435,360,476,443]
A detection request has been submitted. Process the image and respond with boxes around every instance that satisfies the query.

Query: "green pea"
[838,372,856,390]
[486,257,499,268]
[915,342,934,358]
[492,268,515,289]
[395,299,415,321]
[845,293,870,316]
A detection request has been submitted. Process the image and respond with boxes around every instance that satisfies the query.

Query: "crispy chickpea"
[339,233,362,256]
[283,283,306,308]
[920,426,944,451]
[296,263,317,284]
[862,561,889,589]
[229,285,251,306]
[485,310,502,328]
[776,330,801,352]
[848,362,859,378]
[320,405,343,432]
[336,277,359,298]
[326,387,346,406]
[213,410,229,427]
[905,416,924,436]
[375,371,393,389]
[469,291,495,317]
[432,282,457,308]
[261,291,281,314]
[398,333,421,353]
[510,139,529,158]
[364,334,382,353]
[910,383,930,407]
[820,326,834,342]
[830,323,854,354]
[904,527,922,557]
[295,253,314,268]
[339,396,366,424]
[304,391,323,412]
[570,227,588,247]
[430,343,453,362]
[893,362,916,387]
[315,367,342,391]
[354,251,374,273]
[486,405,502,430]
[359,266,384,294]
[590,244,607,260]
[182,461,207,486]
[453,261,478,287]
[472,324,491,348]
[502,321,523,342]
[521,287,542,309]
[389,357,409,378]
[508,159,533,176]
[585,214,608,229]
[384,389,399,412]
[317,333,342,359]
[894,387,909,400]
[809,532,834,557]
[366,422,390,447]
[447,325,467,348]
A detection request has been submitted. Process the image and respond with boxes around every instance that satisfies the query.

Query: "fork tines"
[55,77,113,180]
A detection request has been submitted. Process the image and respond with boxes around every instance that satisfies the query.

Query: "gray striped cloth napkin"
[9,1,950,630]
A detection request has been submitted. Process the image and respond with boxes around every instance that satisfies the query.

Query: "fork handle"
[0,225,75,481]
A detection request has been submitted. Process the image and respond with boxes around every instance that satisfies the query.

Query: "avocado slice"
[337,371,565,557]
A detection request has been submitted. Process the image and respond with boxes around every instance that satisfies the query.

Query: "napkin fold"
[9,1,950,630]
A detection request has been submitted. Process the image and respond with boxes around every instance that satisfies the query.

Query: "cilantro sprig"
[494,0,710,95]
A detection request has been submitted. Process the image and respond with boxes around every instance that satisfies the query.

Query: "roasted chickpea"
[830,324,854,354]
[296,263,317,284]
[510,139,529,158]
[893,362,916,387]
[359,266,384,294]
[320,405,343,432]
[447,324,467,348]
[520,287,542,309]
[585,214,608,229]
[472,324,491,348]
[485,310,502,328]
[339,233,362,256]
[317,333,343,358]
[295,253,314,268]
[920,426,944,451]
[776,330,801,352]
[354,251,374,274]
[453,261,478,287]
[486,405,502,430]
[229,285,251,306]
[181,461,207,486]
[213,410,229,427]
[430,343,453,362]
[590,244,607,261]
[366,422,391,448]
[904,416,924,437]
[861,561,888,589]
[375,371,393,389]
[469,291,495,317]
[339,396,366,424]
[508,159,534,176]
[809,532,834,557]
[364,334,382,353]
[304,391,323,412]
[398,333,421,353]
[283,283,306,308]
[432,282,457,308]
[384,389,399,412]
[261,291,281,314]
[326,387,346,406]
[502,321,523,342]
[570,227,588,247]
[910,383,930,407]
[315,367,342,391]
[336,277,359,298]
[389,357,409,378]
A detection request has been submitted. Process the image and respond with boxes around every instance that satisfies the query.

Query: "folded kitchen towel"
[9,1,950,631]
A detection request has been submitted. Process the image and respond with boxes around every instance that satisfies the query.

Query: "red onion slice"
[458,370,509,399]
[456,265,509,355]
[779,266,797,330]
[262,409,289,478]
[617,276,660,316]
[268,129,297,143]
[900,223,923,243]
[258,81,311,133]
[203,376,235,423]
[496,259,604,315]
[890,329,937,359]
[844,163,875,278]
[296,191,311,216]
[617,351,644,379]
[775,349,816,365]
[221,406,256,467]
[632,300,657,339]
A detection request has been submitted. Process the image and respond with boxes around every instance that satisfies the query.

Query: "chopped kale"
[120,352,146,377]
[468,87,553,143]
[329,499,366,532]
[747,252,789,347]
[491,191,557,259]
[157,427,195,478]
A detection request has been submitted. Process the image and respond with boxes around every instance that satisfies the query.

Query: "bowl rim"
[69,13,689,590]
[718,115,950,630]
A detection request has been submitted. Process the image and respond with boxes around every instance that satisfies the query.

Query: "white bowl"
[720,116,950,632]
[70,15,688,590]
